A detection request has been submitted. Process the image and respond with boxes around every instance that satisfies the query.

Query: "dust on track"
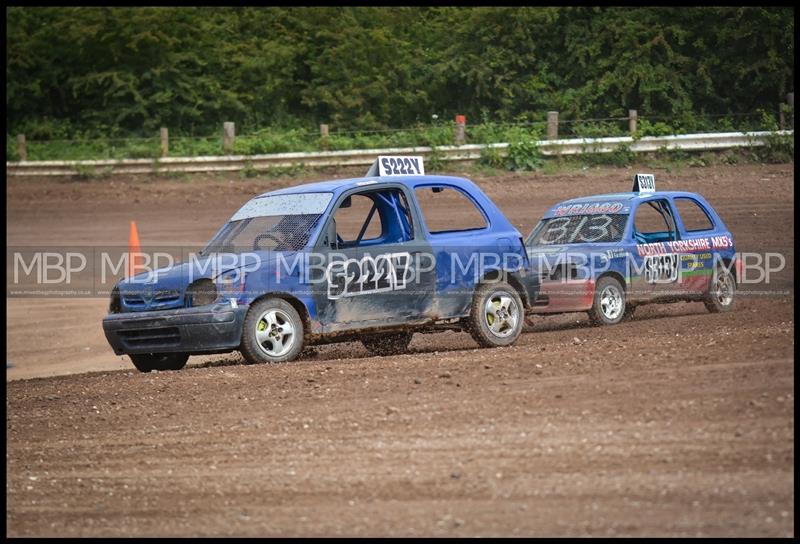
[6,163,794,536]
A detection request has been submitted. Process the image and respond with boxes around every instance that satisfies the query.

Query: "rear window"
[527,214,628,246]
[674,197,714,232]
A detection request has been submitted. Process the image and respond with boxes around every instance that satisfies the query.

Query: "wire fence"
[6,111,790,162]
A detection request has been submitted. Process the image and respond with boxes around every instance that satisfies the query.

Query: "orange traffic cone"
[127,221,143,278]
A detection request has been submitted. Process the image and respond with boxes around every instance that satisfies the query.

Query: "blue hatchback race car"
[103,156,540,372]
[525,174,738,325]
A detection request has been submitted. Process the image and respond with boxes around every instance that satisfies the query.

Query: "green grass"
[516,146,790,177]
[6,114,784,162]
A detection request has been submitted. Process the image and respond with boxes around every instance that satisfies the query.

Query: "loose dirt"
[6,163,794,536]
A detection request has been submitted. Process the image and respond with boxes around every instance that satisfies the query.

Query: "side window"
[634,199,677,242]
[334,194,382,245]
[331,189,415,248]
[674,198,714,232]
[415,186,487,233]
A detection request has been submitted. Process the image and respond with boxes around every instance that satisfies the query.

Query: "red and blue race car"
[525,174,738,325]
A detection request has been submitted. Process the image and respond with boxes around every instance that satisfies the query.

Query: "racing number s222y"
[103,156,540,372]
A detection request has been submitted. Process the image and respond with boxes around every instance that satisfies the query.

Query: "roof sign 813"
[633,173,656,193]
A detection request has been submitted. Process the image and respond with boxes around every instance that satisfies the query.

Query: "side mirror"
[340,196,352,208]
[431,186,444,193]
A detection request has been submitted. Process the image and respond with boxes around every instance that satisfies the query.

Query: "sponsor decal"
[681,252,711,270]
[553,201,625,217]
[605,248,627,259]
[710,235,733,249]
[636,241,669,257]
[636,236,733,257]
[667,238,711,252]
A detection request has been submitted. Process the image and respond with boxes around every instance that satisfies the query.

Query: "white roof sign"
[365,156,425,177]
[633,173,655,193]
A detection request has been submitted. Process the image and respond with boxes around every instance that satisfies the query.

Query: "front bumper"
[103,302,248,355]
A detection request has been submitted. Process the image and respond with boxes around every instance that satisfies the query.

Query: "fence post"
[547,111,558,140]
[223,122,235,154]
[628,110,638,135]
[320,124,329,151]
[16,134,27,161]
[160,127,169,157]
[455,114,466,145]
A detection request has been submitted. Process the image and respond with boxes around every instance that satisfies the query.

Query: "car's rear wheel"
[467,281,524,348]
[240,298,305,364]
[362,332,413,356]
[588,276,626,326]
[704,265,736,313]
[130,352,189,373]
[621,304,636,321]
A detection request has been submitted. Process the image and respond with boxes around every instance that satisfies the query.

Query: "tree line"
[6,6,794,139]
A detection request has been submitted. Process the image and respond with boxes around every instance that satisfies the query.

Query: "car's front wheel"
[240,297,305,364]
[130,352,189,373]
[467,281,524,348]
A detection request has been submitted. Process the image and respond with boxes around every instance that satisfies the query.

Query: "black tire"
[704,265,736,313]
[240,297,305,364]
[298,346,318,359]
[466,281,524,348]
[362,332,413,356]
[588,275,627,326]
[130,352,189,373]
[621,304,636,321]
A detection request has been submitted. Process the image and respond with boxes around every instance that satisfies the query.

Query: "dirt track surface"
[6,163,795,536]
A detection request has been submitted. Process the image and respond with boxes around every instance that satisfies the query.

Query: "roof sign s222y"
[365,155,425,177]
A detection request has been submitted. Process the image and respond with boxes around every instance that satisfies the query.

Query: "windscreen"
[202,192,332,254]
[230,192,332,220]
[527,214,628,246]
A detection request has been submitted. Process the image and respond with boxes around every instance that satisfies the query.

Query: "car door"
[411,183,503,318]
[627,197,681,302]
[669,196,720,297]
[311,185,436,333]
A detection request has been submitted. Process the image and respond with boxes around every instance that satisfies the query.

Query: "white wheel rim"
[715,273,734,306]
[599,284,623,320]
[484,291,519,338]
[255,308,295,357]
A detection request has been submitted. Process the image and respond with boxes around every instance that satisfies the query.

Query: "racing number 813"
[544,214,614,244]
